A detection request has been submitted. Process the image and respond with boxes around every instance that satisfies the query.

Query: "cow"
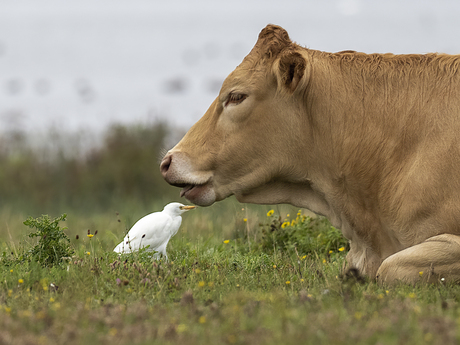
[160,24,460,284]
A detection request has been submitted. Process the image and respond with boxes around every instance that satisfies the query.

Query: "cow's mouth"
[180,183,207,198]
[175,182,216,206]
[180,184,197,198]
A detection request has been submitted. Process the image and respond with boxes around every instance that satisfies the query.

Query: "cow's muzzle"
[160,152,216,206]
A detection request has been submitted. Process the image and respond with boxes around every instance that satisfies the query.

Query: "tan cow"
[161,24,460,284]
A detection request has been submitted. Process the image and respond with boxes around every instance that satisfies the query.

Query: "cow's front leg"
[345,240,383,279]
[376,234,460,284]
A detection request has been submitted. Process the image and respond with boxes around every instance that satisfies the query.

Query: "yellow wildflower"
[199,316,206,324]
[198,281,205,287]
[273,265,277,269]
[286,281,291,285]
[223,240,230,244]
[281,221,290,228]
[286,214,290,217]
[9,269,13,273]
[301,255,307,260]
[267,210,274,217]
[338,247,345,252]
[49,297,55,303]
[87,234,94,238]
[424,333,433,342]
[322,258,326,264]
[86,252,90,255]
[177,324,188,333]
[328,250,333,254]
[243,218,247,222]
[419,271,424,276]
[20,310,31,318]
[18,279,24,284]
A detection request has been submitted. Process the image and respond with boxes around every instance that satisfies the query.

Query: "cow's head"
[161,25,312,206]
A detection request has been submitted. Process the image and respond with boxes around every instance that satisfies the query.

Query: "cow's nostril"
[160,154,172,177]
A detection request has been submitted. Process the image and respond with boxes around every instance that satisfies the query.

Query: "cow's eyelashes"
[225,93,247,107]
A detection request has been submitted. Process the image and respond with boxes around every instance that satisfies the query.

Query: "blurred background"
[1,0,460,215]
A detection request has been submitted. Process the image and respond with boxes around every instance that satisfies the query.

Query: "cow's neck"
[295,50,433,259]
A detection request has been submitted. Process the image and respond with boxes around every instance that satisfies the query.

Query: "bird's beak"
[180,205,196,210]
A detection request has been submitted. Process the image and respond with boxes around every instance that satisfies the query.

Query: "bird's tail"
[113,241,132,254]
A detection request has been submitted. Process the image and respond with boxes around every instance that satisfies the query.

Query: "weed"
[259,210,348,256]
[23,213,73,267]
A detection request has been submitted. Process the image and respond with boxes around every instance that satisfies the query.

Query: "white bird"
[113,202,196,260]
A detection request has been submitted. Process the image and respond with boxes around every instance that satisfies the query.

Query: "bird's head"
[163,202,196,216]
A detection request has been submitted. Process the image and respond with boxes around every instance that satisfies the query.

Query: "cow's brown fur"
[161,24,460,284]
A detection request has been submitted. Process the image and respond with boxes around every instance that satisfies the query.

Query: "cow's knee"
[376,252,427,284]
[376,234,460,285]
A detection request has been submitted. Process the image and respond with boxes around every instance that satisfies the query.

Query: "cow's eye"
[225,93,247,107]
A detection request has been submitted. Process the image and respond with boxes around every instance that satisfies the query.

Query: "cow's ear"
[277,51,306,92]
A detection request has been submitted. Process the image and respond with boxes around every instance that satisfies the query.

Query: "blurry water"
[1,0,460,136]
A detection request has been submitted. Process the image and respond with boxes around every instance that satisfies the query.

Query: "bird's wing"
[170,217,182,237]
[117,212,176,253]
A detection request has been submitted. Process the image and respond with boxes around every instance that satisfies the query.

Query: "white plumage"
[113,202,195,260]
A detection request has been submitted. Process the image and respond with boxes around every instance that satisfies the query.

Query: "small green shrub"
[23,213,73,267]
[259,210,349,256]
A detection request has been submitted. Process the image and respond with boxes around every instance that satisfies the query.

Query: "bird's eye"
[225,93,247,107]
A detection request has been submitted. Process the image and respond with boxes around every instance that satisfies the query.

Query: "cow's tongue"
[180,185,195,198]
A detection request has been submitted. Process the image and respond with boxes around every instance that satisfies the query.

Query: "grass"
[1,200,460,345]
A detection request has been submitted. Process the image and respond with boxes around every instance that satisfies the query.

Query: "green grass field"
[1,200,460,345]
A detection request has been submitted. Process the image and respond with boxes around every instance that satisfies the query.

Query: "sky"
[1,0,460,135]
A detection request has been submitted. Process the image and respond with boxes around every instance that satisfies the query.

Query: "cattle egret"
[113,202,196,260]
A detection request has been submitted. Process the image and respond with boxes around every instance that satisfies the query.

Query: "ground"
[0,202,459,345]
